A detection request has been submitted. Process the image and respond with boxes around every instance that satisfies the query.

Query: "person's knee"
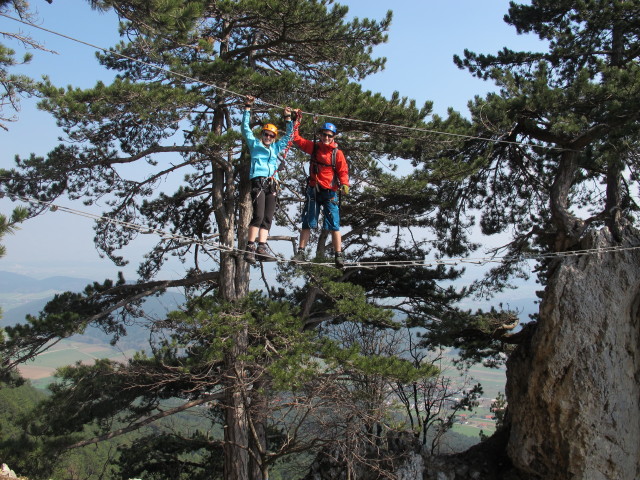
[250,211,265,227]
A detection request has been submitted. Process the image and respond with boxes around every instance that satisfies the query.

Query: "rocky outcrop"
[506,228,640,479]
[0,464,22,480]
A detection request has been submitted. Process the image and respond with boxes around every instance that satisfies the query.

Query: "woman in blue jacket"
[242,95,293,263]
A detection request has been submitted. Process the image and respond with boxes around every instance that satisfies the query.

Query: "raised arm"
[241,95,255,142]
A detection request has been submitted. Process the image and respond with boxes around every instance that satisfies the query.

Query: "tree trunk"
[212,101,254,479]
[506,227,640,479]
[224,325,250,480]
[549,150,583,251]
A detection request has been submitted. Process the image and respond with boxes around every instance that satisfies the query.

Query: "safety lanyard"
[268,114,301,188]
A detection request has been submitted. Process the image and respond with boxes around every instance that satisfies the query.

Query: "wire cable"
[1,12,569,152]
[0,14,616,272]
[6,193,640,271]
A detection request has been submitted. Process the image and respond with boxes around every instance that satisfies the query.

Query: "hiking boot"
[291,248,307,263]
[334,251,344,269]
[256,243,277,262]
[244,243,256,264]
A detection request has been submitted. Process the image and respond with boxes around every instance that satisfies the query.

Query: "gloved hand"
[341,184,349,195]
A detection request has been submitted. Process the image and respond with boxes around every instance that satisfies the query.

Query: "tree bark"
[549,149,583,251]
[210,97,253,479]
[506,227,640,479]
[224,325,250,480]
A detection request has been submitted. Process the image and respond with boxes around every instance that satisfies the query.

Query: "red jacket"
[293,131,350,191]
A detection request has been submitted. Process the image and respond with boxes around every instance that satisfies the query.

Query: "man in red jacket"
[293,121,350,268]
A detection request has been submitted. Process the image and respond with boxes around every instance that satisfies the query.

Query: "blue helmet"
[320,122,337,135]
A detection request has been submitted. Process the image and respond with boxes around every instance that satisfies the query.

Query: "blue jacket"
[242,110,293,180]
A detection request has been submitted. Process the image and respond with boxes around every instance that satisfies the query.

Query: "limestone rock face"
[0,464,20,479]
[506,228,640,479]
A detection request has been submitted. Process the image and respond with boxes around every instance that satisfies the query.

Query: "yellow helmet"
[262,124,278,136]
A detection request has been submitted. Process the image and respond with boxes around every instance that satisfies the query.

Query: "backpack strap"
[309,144,341,189]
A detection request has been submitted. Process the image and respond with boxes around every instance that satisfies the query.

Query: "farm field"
[15,330,505,439]
[19,339,136,389]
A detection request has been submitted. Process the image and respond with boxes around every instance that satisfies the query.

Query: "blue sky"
[0,0,542,311]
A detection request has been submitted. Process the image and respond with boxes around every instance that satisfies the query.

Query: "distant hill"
[0,271,187,352]
[0,271,92,294]
[2,291,186,326]
[2,297,51,326]
[1,286,186,389]
[0,271,96,311]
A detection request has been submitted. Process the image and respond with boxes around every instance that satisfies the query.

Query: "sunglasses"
[319,132,335,138]
[262,132,276,139]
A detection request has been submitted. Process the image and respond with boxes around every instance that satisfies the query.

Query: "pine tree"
[0,0,44,130]
[421,0,640,476]
[0,205,28,385]
[444,0,640,270]
[1,0,547,477]
[0,1,467,478]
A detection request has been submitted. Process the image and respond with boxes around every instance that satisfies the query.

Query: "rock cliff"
[506,228,640,479]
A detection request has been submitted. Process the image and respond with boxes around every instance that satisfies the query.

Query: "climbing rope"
[268,110,301,188]
[279,111,301,165]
